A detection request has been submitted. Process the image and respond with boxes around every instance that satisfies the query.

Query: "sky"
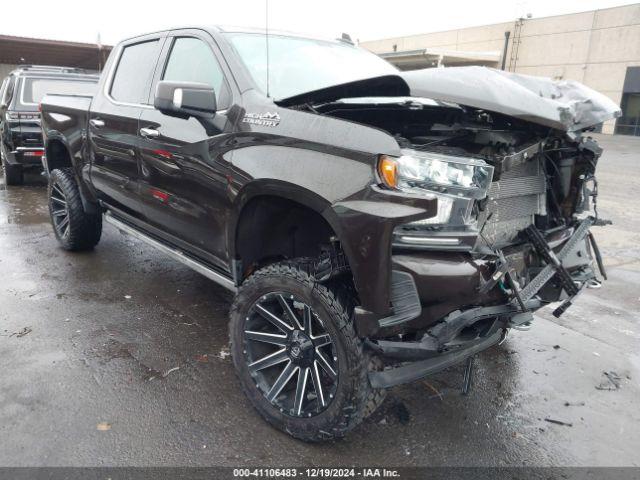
[1,0,638,45]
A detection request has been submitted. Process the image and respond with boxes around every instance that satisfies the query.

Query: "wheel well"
[235,196,336,278]
[45,140,72,172]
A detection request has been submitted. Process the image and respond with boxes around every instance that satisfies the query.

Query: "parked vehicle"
[39,27,619,441]
[0,65,98,185]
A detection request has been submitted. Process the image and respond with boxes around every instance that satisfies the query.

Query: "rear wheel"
[48,168,102,251]
[229,260,382,441]
[1,152,23,186]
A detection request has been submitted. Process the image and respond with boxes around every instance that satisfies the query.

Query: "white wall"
[361,4,640,134]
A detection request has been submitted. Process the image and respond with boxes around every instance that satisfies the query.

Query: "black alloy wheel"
[50,180,71,239]
[230,260,383,441]
[47,168,102,251]
[243,292,339,418]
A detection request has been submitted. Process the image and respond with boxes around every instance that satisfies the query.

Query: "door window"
[162,37,230,109]
[110,40,160,105]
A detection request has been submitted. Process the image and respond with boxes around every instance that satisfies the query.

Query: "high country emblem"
[242,112,281,127]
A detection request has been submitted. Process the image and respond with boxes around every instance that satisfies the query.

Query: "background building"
[0,35,111,79]
[360,3,640,135]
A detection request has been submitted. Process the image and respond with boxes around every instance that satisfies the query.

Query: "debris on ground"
[544,418,573,427]
[10,327,32,338]
[564,401,586,407]
[195,354,209,363]
[422,380,443,401]
[596,371,622,390]
[162,366,180,377]
[216,347,230,360]
[96,422,111,431]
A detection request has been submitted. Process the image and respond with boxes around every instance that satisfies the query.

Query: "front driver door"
[137,32,235,270]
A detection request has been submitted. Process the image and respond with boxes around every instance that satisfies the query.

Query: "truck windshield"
[20,78,97,106]
[224,33,398,100]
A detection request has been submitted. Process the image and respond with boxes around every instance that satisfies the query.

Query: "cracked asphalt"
[0,134,639,467]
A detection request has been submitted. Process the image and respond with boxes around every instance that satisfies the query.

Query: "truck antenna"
[265,0,270,98]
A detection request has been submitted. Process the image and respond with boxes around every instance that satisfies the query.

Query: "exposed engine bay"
[311,96,603,247]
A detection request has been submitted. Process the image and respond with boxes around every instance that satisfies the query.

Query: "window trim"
[104,38,163,109]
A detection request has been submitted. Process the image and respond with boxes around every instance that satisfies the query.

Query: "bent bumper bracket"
[368,330,503,389]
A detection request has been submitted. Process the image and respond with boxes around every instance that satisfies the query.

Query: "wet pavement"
[0,134,639,467]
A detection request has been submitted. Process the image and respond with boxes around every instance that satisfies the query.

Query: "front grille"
[481,157,547,245]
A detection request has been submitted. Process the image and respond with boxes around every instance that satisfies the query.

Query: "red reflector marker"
[150,188,170,203]
[23,150,45,157]
[152,149,173,159]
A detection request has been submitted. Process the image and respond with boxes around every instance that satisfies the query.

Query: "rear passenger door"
[137,31,236,269]
[89,35,163,221]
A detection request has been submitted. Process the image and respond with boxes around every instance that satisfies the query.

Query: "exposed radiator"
[481,156,547,245]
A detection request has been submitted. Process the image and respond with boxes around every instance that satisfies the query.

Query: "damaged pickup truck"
[39,27,620,441]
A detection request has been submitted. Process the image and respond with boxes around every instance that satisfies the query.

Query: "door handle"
[140,127,160,138]
[89,119,105,128]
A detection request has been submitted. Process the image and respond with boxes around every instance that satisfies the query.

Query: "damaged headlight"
[378,150,494,225]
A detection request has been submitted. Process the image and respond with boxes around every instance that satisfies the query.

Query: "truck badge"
[242,112,281,127]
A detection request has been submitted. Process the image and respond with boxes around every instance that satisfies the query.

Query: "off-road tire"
[229,259,383,441]
[363,355,387,417]
[1,153,23,186]
[48,168,102,251]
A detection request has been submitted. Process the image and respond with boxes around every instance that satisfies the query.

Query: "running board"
[104,212,237,292]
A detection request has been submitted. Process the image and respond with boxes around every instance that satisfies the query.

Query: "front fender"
[229,145,437,315]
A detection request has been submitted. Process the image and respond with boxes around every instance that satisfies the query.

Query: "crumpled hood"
[277,66,621,132]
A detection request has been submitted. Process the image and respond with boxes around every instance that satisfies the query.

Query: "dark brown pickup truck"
[40,26,618,441]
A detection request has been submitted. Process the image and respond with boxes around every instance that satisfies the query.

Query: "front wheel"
[229,260,382,441]
[48,168,102,251]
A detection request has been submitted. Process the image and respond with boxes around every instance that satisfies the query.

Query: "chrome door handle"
[89,119,105,128]
[140,127,160,138]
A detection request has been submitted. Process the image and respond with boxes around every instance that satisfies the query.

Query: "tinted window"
[163,37,229,108]
[0,78,8,104]
[110,40,159,104]
[21,78,97,105]
[2,76,15,106]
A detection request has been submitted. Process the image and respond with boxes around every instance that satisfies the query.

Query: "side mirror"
[154,81,216,119]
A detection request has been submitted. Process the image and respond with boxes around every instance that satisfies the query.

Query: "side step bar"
[104,212,237,292]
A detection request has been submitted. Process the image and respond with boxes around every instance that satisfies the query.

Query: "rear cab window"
[18,77,97,109]
[109,39,161,105]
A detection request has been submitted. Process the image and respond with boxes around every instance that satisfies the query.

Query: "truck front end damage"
[369,133,608,388]
[287,67,621,388]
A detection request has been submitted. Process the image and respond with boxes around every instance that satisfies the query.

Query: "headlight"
[379,150,493,198]
[378,150,494,226]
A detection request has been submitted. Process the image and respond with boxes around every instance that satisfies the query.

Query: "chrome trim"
[140,127,159,138]
[399,236,461,246]
[16,147,45,152]
[104,212,236,292]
